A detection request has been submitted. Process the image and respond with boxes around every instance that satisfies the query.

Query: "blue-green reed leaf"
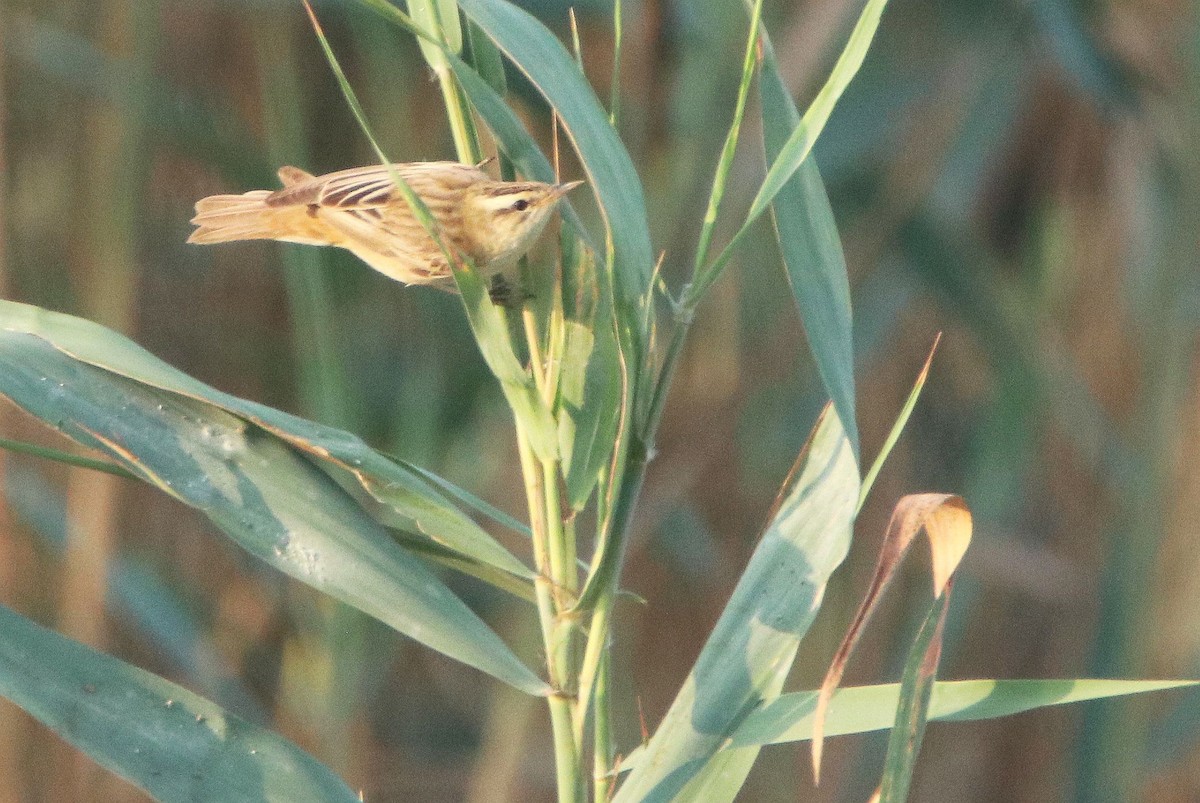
[5,463,265,718]
[859,334,939,510]
[0,300,532,581]
[557,315,622,511]
[389,454,531,536]
[0,436,133,478]
[0,604,358,801]
[456,0,654,338]
[0,332,548,695]
[759,32,859,459]
[878,591,949,802]
[730,678,1199,748]
[618,678,1198,775]
[613,406,860,801]
[746,0,890,225]
[466,19,506,93]
[406,0,464,67]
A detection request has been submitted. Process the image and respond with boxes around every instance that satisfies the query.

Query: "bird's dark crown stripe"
[481,184,544,198]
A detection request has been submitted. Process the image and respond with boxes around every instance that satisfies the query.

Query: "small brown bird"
[189,161,582,293]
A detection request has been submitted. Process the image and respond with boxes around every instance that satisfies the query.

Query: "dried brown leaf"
[811,493,973,783]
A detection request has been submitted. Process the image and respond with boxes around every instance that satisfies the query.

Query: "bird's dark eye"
[513,199,530,212]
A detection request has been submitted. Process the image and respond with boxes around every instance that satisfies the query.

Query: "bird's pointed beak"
[551,179,585,199]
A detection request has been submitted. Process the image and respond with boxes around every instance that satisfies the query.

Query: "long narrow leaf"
[730,678,1199,748]
[878,590,950,802]
[5,463,264,719]
[0,300,531,580]
[747,0,891,224]
[0,331,548,695]
[858,334,941,510]
[758,24,859,458]
[0,604,357,801]
[390,453,531,535]
[615,678,1197,775]
[0,435,133,478]
[613,406,860,801]
[698,0,891,302]
[690,0,765,276]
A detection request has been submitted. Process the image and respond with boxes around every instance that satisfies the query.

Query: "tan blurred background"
[3,0,1200,800]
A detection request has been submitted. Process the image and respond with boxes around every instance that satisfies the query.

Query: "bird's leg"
[488,274,533,308]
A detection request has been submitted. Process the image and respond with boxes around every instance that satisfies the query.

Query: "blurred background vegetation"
[2,0,1199,800]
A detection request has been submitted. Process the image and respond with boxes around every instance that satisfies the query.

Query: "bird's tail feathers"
[188,191,283,244]
[188,190,329,246]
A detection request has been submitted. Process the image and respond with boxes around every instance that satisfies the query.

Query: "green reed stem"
[576,591,612,742]
[574,4,765,786]
[690,0,764,280]
[517,426,584,803]
[609,0,622,127]
[592,648,614,801]
[435,66,482,164]
[542,457,578,712]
